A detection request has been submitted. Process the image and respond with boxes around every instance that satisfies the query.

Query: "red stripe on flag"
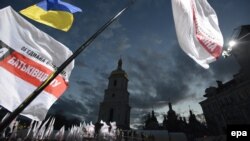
[191,0,222,59]
[0,51,67,98]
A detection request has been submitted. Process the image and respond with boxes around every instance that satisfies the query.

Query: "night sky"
[0,0,250,128]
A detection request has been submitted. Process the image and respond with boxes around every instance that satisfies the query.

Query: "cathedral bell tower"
[97,59,130,129]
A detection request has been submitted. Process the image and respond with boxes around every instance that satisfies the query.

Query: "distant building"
[187,110,208,139]
[144,102,207,139]
[165,102,181,132]
[97,59,131,129]
[200,25,250,135]
[144,110,160,130]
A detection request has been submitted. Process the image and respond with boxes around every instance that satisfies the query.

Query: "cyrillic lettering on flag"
[0,6,74,121]
[172,0,224,69]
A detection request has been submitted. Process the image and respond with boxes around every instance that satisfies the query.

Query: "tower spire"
[168,102,172,110]
[117,58,122,70]
[189,105,194,115]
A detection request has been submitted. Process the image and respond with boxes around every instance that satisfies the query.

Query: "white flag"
[172,0,223,69]
[0,6,74,121]
[55,125,65,141]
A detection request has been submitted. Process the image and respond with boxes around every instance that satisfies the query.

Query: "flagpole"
[0,1,134,132]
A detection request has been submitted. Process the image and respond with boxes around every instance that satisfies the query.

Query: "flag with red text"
[172,0,224,69]
[0,6,74,121]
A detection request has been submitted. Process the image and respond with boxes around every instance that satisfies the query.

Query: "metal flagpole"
[0,1,134,132]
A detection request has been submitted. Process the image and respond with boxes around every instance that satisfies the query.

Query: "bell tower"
[97,59,130,129]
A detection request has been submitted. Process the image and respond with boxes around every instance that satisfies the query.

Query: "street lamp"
[228,40,236,47]
[222,32,250,57]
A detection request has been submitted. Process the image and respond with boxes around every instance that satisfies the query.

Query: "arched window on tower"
[109,108,114,122]
[113,80,117,87]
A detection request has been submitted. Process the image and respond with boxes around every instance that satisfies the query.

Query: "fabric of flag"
[20,0,82,31]
[171,0,224,69]
[0,6,74,121]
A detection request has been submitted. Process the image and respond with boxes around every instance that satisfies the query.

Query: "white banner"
[172,0,224,69]
[0,6,74,121]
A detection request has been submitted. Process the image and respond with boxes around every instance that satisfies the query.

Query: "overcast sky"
[1,0,250,128]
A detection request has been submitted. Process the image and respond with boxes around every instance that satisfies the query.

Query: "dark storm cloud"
[75,60,88,68]
[100,21,123,39]
[76,80,91,86]
[209,56,240,81]
[79,84,107,121]
[154,80,188,103]
[126,38,239,120]
[49,97,89,120]
[55,78,106,121]
[64,67,110,121]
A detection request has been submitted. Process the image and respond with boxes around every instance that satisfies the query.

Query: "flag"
[32,121,42,139]
[44,117,55,140]
[0,6,74,121]
[55,125,65,141]
[37,117,51,140]
[171,0,224,69]
[20,0,82,31]
[26,120,34,137]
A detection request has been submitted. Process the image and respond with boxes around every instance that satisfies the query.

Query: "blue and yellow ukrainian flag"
[20,0,82,31]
